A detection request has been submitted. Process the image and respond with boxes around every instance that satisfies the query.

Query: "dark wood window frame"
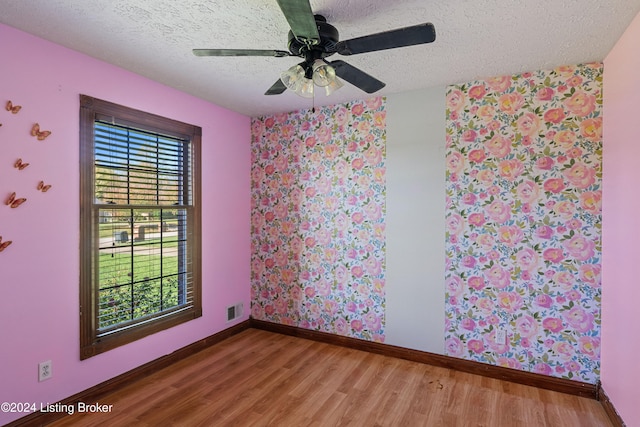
[79,95,202,360]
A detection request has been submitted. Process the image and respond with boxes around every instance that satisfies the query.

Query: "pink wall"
[602,11,640,426]
[0,24,250,425]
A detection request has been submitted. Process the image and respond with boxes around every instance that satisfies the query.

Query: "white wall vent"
[226,302,243,322]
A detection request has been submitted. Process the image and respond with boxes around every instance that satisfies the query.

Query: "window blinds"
[94,121,190,206]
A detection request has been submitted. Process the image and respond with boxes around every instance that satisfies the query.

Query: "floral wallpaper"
[250,98,387,342]
[444,63,603,384]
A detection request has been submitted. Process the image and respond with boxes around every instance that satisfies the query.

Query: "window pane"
[133,278,162,318]
[97,207,189,331]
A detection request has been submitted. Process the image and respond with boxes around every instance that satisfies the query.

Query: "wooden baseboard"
[250,318,597,399]
[6,320,251,427]
[597,383,627,427]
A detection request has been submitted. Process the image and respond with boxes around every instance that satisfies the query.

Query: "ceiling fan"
[192,0,436,98]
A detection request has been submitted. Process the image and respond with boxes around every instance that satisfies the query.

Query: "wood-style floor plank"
[49,329,612,427]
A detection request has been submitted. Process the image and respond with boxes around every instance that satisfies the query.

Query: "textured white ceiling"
[1,0,639,117]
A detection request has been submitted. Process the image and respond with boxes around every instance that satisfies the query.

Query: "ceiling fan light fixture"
[324,77,344,96]
[281,64,306,91]
[281,64,315,98]
[312,60,337,87]
[295,78,315,98]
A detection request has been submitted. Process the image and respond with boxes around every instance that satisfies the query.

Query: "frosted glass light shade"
[281,65,306,91]
[296,79,315,98]
[324,77,344,96]
[312,61,336,87]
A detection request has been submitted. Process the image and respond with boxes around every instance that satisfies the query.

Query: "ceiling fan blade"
[335,23,436,56]
[276,0,320,44]
[192,49,292,57]
[265,79,288,95]
[329,60,386,94]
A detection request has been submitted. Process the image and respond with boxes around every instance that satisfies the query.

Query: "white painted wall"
[384,87,446,354]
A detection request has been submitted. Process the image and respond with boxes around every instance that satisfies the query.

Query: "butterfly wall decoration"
[37,181,52,192]
[14,158,29,170]
[5,192,26,208]
[5,100,21,114]
[0,236,12,252]
[31,123,51,141]
[2,100,57,254]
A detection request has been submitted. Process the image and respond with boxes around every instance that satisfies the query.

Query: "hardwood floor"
[49,329,612,426]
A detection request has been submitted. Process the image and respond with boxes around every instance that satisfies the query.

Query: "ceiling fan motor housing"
[288,15,339,59]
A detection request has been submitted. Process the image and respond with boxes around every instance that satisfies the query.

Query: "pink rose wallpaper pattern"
[250,98,386,342]
[445,63,603,383]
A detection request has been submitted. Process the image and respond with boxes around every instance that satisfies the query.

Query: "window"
[80,95,201,359]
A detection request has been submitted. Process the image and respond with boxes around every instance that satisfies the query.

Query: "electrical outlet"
[495,329,507,345]
[39,360,52,382]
